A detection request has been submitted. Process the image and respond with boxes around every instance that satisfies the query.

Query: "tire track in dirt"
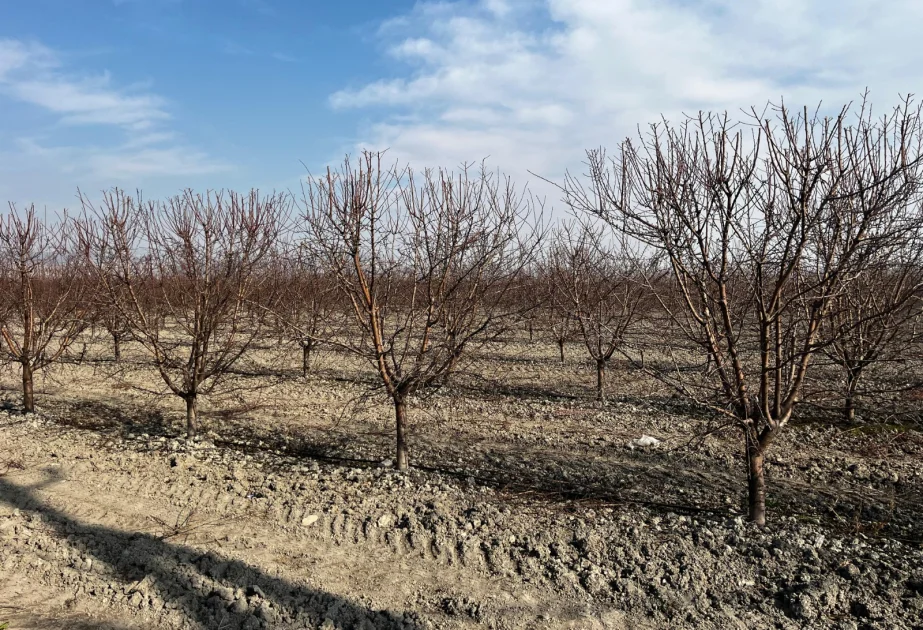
[1,420,636,630]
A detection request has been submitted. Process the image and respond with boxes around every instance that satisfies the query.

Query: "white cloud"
[9,75,169,130]
[239,0,276,17]
[0,39,171,131]
[221,40,255,57]
[15,138,230,179]
[0,37,229,204]
[0,39,56,80]
[271,52,298,63]
[331,0,923,199]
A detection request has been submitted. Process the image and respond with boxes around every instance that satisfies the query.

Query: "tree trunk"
[22,360,34,413]
[558,339,565,364]
[745,431,766,527]
[302,342,311,377]
[528,322,534,342]
[185,396,198,438]
[844,370,860,423]
[394,396,409,470]
[596,359,606,402]
[113,333,121,363]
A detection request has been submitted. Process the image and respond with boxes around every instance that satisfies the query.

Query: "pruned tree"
[301,152,543,469]
[819,259,923,422]
[0,205,89,412]
[546,219,655,400]
[565,97,923,525]
[270,248,340,377]
[79,188,287,437]
[541,269,574,364]
[90,294,133,362]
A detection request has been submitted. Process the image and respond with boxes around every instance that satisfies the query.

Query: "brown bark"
[558,339,565,364]
[596,359,606,402]
[745,430,767,526]
[185,396,197,438]
[301,342,312,377]
[22,361,34,413]
[112,333,122,363]
[394,397,409,470]
[844,370,860,423]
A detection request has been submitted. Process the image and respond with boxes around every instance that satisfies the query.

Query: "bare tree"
[80,189,287,437]
[819,259,923,422]
[0,205,88,412]
[546,220,655,400]
[302,152,543,469]
[89,292,133,362]
[540,270,574,364]
[270,248,340,377]
[565,97,923,525]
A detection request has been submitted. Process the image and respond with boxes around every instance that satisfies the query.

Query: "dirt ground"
[1,334,922,629]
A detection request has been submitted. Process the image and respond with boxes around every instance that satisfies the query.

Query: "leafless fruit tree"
[818,258,923,422]
[564,98,923,525]
[80,189,287,437]
[90,292,133,362]
[269,248,340,377]
[0,205,89,412]
[301,152,543,469]
[539,266,574,364]
[545,219,655,400]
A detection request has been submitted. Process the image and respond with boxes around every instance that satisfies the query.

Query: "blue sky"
[2,0,923,209]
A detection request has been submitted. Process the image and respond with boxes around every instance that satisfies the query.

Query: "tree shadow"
[0,472,422,630]
[56,400,176,438]
[45,395,923,543]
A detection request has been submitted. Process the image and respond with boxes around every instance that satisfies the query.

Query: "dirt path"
[0,417,634,630]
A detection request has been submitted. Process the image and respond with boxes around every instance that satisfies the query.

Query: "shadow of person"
[0,473,422,630]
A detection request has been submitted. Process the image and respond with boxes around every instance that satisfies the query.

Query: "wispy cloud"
[0,38,170,131]
[9,75,169,130]
[239,0,276,17]
[15,137,230,179]
[0,39,56,80]
[220,39,255,56]
[330,0,923,193]
[271,52,298,63]
[0,37,229,202]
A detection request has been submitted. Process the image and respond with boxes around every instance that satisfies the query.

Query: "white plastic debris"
[628,435,662,450]
[379,458,394,468]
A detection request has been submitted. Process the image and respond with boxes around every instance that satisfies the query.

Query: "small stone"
[214,586,235,602]
[838,563,861,581]
[229,598,249,614]
[302,514,319,527]
[256,603,277,622]
[246,584,266,599]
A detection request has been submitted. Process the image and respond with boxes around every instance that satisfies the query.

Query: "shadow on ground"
[0,471,422,630]
[43,393,923,544]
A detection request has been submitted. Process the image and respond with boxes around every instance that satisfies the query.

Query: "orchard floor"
[1,336,922,628]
